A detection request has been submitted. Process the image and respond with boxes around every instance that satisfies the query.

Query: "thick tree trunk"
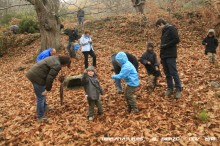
[36,10,60,50]
[27,0,60,50]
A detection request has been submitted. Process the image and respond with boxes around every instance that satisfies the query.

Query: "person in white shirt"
[80,31,96,69]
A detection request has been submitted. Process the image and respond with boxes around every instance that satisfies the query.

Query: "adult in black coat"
[111,52,138,93]
[64,28,80,58]
[156,18,182,99]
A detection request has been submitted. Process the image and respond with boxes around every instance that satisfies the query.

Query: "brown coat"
[26,56,61,91]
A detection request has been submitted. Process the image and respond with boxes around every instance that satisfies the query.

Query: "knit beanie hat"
[86,66,95,72]
[208,29,215,35]
[147,42,154,49]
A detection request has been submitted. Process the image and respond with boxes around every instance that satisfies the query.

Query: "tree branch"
[26,0,35,5]
[0,3,33,10]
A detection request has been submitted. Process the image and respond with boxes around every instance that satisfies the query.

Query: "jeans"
[111,55,122,91]
[115,79,123,91]
[78,17,84,31]
[67,42,76,58]
[161,58,182,91]
[82,50,96,69]
[32,83,47,119]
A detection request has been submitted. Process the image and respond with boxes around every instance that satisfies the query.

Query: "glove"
[112,75,119,79]
[160,44,167,49]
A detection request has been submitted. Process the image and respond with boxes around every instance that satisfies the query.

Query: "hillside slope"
[0,14,219,145]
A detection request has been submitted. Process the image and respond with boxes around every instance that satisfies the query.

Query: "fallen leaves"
[0,13,219,145]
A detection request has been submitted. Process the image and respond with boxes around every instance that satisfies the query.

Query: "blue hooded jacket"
[36,48,52,62]
[112,52,139,87]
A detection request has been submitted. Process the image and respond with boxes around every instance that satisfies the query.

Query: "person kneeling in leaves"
[140,42,161,91]
[82,66,104,121]
[112,52,140,114]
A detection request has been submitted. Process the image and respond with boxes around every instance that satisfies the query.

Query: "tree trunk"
[27,0,60,51]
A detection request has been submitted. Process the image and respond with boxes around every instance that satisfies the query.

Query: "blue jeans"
[111,55,123,91]
[78,17,84,30]
[115,79,123,91]
[161,58,182,91]
[32,83,47,119]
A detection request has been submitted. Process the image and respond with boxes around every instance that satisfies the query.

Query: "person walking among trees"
[155,18,182,99]
[80,30,96,69]
[202,29,219,64]
[112,52,139,114]
[111,52,138,94]
[26,56,71,121]
[77,8,85,31]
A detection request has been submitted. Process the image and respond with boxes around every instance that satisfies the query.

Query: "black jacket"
[64,28,79,42]
[77,10,85,17]
[111,52,138,74]
[26,56,61,91]
[140,50,160,76]
[160,24,180,59]
[202,36,218,54]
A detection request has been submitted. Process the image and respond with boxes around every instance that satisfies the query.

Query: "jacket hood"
[115,52,128,65]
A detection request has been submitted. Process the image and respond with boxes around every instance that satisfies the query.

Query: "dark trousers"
[82,50,96,69]
[161,58,182,91]
[67,42,76,58]
[87,99,103,117]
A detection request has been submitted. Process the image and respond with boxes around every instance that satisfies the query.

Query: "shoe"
[175,90,181,99]
[131,109,139,114]
[117,90,124,94]
[88,117,94,121]
[128,108,132,113]
[38,116,48,122]
[165,89,173,97]
[97,112,103,115]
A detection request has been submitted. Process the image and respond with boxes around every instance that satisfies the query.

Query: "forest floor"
[0,14,219,145]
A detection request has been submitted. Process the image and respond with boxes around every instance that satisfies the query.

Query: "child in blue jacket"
[112,52,139,114]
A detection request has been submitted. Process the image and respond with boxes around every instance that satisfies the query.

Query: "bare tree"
[26,0,61,50]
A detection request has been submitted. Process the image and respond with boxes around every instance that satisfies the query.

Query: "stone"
[64,75,83,88]
[210,81,220,88]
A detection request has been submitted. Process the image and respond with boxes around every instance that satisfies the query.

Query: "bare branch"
[26,0,35,5]
[0,3,32,10]
[61,0,80,9]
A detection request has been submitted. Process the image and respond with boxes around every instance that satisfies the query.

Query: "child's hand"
[84,69,87,73]
[147,61,151,65]
[42,91,47,96]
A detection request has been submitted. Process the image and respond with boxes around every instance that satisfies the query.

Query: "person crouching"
[140,42,161,91]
